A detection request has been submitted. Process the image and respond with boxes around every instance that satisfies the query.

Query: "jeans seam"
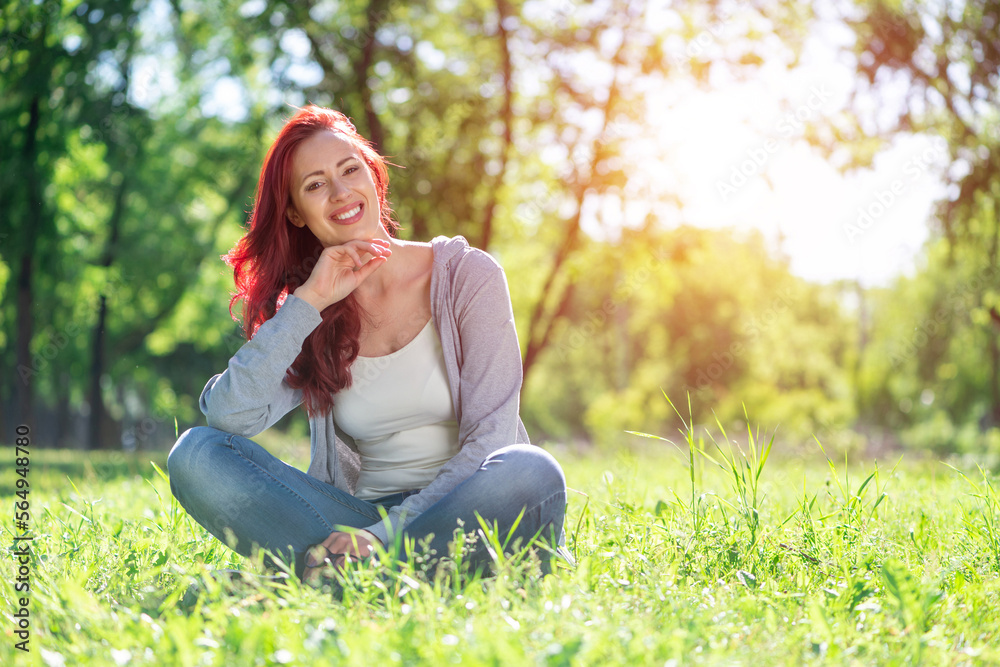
[513,489,566,542]
[527,489,565,521]
[305,482,383,523]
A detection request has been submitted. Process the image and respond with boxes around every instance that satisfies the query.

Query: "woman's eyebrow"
[300,157,358,183]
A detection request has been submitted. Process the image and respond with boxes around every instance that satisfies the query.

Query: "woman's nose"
[329,178,350,200]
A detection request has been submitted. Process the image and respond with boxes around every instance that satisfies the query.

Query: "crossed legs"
[167,427,567,578]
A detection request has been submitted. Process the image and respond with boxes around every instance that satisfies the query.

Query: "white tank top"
[333,319,460,500]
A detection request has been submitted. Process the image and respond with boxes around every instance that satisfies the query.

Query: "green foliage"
[855,237,1000,460]
[521,227,857,448]
[0,0,269,448]
[831,0,1000,456]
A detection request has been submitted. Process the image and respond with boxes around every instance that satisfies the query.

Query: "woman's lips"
[330,202,364,225]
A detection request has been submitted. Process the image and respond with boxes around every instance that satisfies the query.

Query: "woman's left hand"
[304,530,380,583]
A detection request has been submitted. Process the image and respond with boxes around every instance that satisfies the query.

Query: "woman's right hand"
[292,238,391,311]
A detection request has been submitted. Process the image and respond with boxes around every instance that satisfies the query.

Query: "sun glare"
[600,43,945,287]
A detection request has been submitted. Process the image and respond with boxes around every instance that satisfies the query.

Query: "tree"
[1,0,144,442]
[517,226,856,447]
[1,0,266,447]
[502,0,814,388]
[830,0,1000,428]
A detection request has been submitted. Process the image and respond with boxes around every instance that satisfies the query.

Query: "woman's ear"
[287,207,305,228]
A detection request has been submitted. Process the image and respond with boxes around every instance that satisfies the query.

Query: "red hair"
[226,105,396,417]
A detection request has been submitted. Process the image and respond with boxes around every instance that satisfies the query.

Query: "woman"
[167,105,568,583]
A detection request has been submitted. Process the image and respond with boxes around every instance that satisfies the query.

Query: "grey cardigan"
[199,235,530,546]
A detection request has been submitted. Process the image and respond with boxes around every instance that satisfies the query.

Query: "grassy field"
[2,421,999,666]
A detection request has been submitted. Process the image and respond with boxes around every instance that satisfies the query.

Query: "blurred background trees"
[829,0,1000,457]
[1,0,997,464]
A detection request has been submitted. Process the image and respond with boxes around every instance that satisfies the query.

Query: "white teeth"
[334,205,361,220]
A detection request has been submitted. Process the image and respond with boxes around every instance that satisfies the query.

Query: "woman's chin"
[314,222,383,248]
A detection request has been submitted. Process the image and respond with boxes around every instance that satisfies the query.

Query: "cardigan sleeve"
[362,251,524,546]
[199,295,322,436]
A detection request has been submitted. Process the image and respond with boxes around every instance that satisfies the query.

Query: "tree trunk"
[87,293,110,449]
[15,252,35,431]
[521,39,627,388]
[87,173,128,450]
[15,94,43,435]
[522,280,576,381]
[479,0,515,251]
[359,0,389,154]
[56,372,71,448]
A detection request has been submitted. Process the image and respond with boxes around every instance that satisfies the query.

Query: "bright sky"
[632,81,947,288]
[603,7,949,288]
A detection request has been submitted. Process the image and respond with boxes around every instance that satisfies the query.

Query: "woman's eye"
[306,182,322,191]
[345,166,358,175]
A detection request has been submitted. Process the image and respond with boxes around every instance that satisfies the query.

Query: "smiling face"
[287,129,383,247]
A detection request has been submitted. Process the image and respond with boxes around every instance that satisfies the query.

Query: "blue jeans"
[167,427,567,578]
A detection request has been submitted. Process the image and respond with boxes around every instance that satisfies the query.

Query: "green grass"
[3,423,999,666]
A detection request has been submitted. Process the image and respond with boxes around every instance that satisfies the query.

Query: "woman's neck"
[353,237,430,303]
